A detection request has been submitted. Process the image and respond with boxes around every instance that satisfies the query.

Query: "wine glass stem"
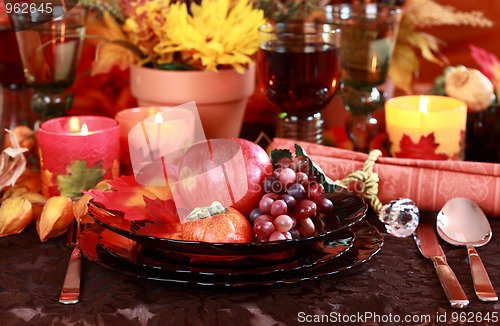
[341,85,383,152]
[276,112,323,144]
[31,89,71,121]
[345,113,378,153]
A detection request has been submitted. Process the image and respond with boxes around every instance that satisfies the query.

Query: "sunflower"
[123,0,265,72]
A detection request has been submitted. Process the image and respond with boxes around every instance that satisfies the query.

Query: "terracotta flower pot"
[130,64,256,139]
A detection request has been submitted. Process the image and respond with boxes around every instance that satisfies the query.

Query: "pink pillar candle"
[38,116,120,197]
[115,107,166,175]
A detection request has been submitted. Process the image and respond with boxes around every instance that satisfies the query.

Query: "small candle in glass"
[115,107,165,175]
[385,95,467,160]
[38,116,120,197]
[115,106,196,176]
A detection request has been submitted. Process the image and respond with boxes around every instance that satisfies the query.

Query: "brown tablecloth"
[1,212,499,326]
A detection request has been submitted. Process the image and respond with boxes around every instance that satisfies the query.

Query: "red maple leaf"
[144,197,180,225]
[395,133,449,160]
[85,175,183,238]
[85,175,159,221]
[143,197,182,238]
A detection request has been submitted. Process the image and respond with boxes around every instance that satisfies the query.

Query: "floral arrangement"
[252,0,328,22]
[390,0,493,94]
[81,0,266,74]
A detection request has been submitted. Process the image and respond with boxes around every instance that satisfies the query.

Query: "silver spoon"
[436,197,498,302]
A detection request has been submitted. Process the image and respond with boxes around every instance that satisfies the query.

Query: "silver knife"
[59,246,82,304]
[414,224,469,309]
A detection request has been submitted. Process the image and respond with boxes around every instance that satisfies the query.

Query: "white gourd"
[444,67,493,113]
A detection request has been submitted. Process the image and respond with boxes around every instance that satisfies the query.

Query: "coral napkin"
[271,138,500,218]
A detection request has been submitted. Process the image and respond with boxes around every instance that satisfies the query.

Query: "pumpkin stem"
[186,201,228,221]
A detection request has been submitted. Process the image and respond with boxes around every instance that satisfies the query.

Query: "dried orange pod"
[1,185,29,200]
[0,197,33,237]
[19,192,47,221]
[19,191,47,203]
[73,193,94,224]
[37,196,74,242]
[14,168,42,193]
[73,180,113,224]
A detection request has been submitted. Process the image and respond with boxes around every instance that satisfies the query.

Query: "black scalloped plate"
[88,187,367,256]
[78,220,383,288]
[97,225,355,273]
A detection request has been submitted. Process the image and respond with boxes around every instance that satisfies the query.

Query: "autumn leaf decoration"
[85,175,181,238]
[395,133,449,160]
[57,160,105,198]
[87,175,158,221]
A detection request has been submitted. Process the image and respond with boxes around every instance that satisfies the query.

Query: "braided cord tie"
[336,150,384,214]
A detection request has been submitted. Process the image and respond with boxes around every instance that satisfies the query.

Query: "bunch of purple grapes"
[248,156,340,242]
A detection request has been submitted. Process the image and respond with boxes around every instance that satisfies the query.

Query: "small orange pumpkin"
[181,206,251,243]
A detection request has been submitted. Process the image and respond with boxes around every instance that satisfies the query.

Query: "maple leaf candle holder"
[38,116,120,198]
[385,95,467,160]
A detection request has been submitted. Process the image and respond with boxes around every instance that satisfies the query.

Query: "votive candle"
[385,95,467,160]
[38,116,120,197]
[115,106,195,176]
[115,107,166,175]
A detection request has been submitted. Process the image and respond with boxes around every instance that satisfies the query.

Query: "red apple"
[229,138,274,216]
[176,138,273,217]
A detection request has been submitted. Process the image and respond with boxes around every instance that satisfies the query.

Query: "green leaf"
[294,144,337,194]
[269,148,293,167]
[57,160,105,198]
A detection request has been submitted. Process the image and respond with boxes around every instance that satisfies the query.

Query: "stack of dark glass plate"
[81,187,383,288]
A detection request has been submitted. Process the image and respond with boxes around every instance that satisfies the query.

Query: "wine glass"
[325,2,402,152]
[0,4,37,146]
[10,4,86,121]
[258,22,341,144]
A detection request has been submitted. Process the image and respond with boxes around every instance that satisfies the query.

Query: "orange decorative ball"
[181,207,251,243]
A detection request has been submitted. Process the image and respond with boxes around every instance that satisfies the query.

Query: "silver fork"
[59,220,83,304]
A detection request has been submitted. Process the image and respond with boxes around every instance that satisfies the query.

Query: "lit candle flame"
[419,96,428,114]
[154,112,163,123]
[80,123,89,136]
[69,116,80,132]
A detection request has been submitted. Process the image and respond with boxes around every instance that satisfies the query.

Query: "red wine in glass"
[0,17,37,147]
[0,25,26,86]
[259,42,340,116]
